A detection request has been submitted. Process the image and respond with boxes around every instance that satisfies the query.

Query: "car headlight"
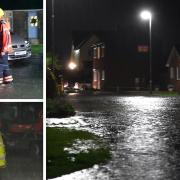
[25,40,30,47]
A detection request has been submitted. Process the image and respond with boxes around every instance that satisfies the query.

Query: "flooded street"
[0,151,43,180]
[0,56,43,99]
[47,94,180,180]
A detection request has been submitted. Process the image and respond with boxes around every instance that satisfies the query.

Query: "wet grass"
[153,91,180,96]
[47,127,111,179]
[31,44,43,55]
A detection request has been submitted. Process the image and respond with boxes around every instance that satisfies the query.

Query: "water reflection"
[48,96,180,180]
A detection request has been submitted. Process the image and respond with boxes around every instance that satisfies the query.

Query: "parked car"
[8,33,31,61]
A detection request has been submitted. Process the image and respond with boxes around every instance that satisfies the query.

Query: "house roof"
[166,45,180,67]
[74,34,101,50]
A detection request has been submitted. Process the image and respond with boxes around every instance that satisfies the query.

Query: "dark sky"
[1,0,43,10]
[47,0,180,61]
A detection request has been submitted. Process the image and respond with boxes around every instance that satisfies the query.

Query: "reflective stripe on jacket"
[0,20,12,54]
[0,133,6,168]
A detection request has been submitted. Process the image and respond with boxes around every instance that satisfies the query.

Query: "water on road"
[0,56,43,99]
[47,94,180,180]
[0,151,43,180]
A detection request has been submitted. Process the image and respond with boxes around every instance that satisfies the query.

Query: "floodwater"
[0,151,43,180]
[47,94,180,180]
[0,56,43,99]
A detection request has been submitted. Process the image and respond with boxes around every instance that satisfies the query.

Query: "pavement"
[0,55,43,99]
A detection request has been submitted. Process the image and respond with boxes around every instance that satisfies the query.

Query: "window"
[102,70,105,80]
[170,67,174,79]
[177,66,180,80]
[93,69,97,81]
[74,49,80,64]
[97,47,100,59]
[4,11,14,31]
[93,47,97,59]
[101,45,105,57]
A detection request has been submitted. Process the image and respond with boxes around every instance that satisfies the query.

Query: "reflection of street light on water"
[140,10,152,94]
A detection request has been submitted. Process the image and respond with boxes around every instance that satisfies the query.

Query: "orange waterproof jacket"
[0,20,12,54]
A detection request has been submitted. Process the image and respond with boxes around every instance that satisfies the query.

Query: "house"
[72,35,100,84]
[166,45,180,91]
[4,10,43,44]
[92,42,105,90]
[91,32,149,91]
[73,32,156,91]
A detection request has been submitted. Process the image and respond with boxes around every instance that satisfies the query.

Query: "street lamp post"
[140,10,152,94]
[51,0,55,71]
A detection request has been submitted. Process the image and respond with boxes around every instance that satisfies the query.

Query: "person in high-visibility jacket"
[0,8,13,85]
[0,132,6,168]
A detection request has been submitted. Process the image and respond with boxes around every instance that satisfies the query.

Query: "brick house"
[4,10,43,44]
[75,33,150,91]
[166,45,180,91]
[91,34,149,91]
[73,35,100,84]
[92,42,105,90]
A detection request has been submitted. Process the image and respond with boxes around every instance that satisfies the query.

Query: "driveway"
[0,55,43,99]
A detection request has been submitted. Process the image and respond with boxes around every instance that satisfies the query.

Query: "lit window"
[170,67,174,79]
[74,49,80,64]
[177,66,180,80]
[93,47,97,59]
[93,69,97,81]
[97,47,101,59]
[102,70,105,80]
[101,45,105,57]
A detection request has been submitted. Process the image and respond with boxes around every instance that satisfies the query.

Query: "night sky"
[1,0,43,10]
[47,0,180,61]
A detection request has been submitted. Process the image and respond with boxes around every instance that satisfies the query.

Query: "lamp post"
[140,10,152,94]
[51,0,55,71]
[68,62,77,70]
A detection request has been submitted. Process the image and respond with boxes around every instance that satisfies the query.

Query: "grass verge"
[153,91,180,96]
[31,44,43,55]
[47,127,111,179]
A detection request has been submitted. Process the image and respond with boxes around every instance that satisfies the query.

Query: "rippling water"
[47,95,180,180]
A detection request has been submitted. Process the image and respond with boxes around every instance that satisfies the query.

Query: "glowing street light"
[68,62,77,70]
[140,10,152,94]
[140,10,152,20]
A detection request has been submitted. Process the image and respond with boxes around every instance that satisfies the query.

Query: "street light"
[68,62,77,70]
[140,10,152,94]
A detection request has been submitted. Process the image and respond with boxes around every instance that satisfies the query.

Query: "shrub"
[47,99,75,118]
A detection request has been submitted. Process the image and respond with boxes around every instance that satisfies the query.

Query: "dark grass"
[31,44,43,55]
[153,91,180,96]
[47,127,111,179]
